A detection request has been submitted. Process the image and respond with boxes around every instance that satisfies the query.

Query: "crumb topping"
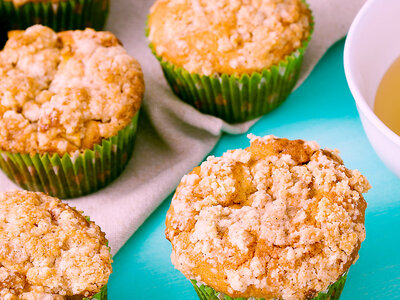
[0,191,112,299]
[166,135,370,300]
[148,0,312,75]
[0,25,144,155]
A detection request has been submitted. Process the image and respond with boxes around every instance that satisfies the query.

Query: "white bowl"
[344,0,400,177]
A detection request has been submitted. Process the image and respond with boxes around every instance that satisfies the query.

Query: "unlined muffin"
[166,135,370,300]
[148,0,313,123]
[0,190,112,299]
[0,25,144,198]
[0,0,109,35]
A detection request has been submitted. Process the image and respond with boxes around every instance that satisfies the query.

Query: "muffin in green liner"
[0,191,112,298]
[0,25,144,199]
[165,135,370,300]
[191,273,347,300]
[0,0,109,34]
[148,0,313,123]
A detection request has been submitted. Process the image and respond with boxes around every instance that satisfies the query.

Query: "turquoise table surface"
[108,39,400,299]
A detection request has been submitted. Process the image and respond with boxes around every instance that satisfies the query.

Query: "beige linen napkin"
[0,0,366,255]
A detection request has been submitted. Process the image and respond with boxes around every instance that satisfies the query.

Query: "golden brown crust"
[0,191,112,299]
[148,0,312,75]
[166,135,370,300]
[0,25,144,156]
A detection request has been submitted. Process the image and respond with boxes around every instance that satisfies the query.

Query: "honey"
[374,56,400,136]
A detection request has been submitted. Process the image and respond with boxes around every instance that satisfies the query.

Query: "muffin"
[148,0,313,123]
[0,25,144,198]
[166,135,370,300]
[0,190,112,299]
[0,0,109,35]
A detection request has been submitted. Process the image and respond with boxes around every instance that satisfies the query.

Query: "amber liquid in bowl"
[374,56,400,136]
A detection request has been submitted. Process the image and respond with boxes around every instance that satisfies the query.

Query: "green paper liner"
[84,284,108,300]
[0,0,109,34]
[191,272,347,300]
[0,112,139,199]
[148,5,313,123]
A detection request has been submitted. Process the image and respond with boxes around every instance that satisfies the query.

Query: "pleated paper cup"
[191,272,347,300]
[0,0,109,33]
[148,6,313,124]
[0,112,139,199]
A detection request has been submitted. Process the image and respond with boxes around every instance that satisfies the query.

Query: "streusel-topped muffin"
[148,0,312,123]
[0,25,144,198]
[148,0,311,75]
[166,135,370,300]
[0,191,112,299]
[0,25,143,155]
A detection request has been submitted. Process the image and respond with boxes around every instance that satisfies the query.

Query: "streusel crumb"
[0,191,112,299]
[148,0,312,75]
[166,135,370,300]
[0,25,144,155]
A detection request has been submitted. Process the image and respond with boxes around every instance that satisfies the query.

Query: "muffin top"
[148,0,312,76]
[0,191,112,299]
[166,135,370,300]
[0,25,144,156]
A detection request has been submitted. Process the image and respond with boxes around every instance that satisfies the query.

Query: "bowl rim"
[343,0,400,148]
